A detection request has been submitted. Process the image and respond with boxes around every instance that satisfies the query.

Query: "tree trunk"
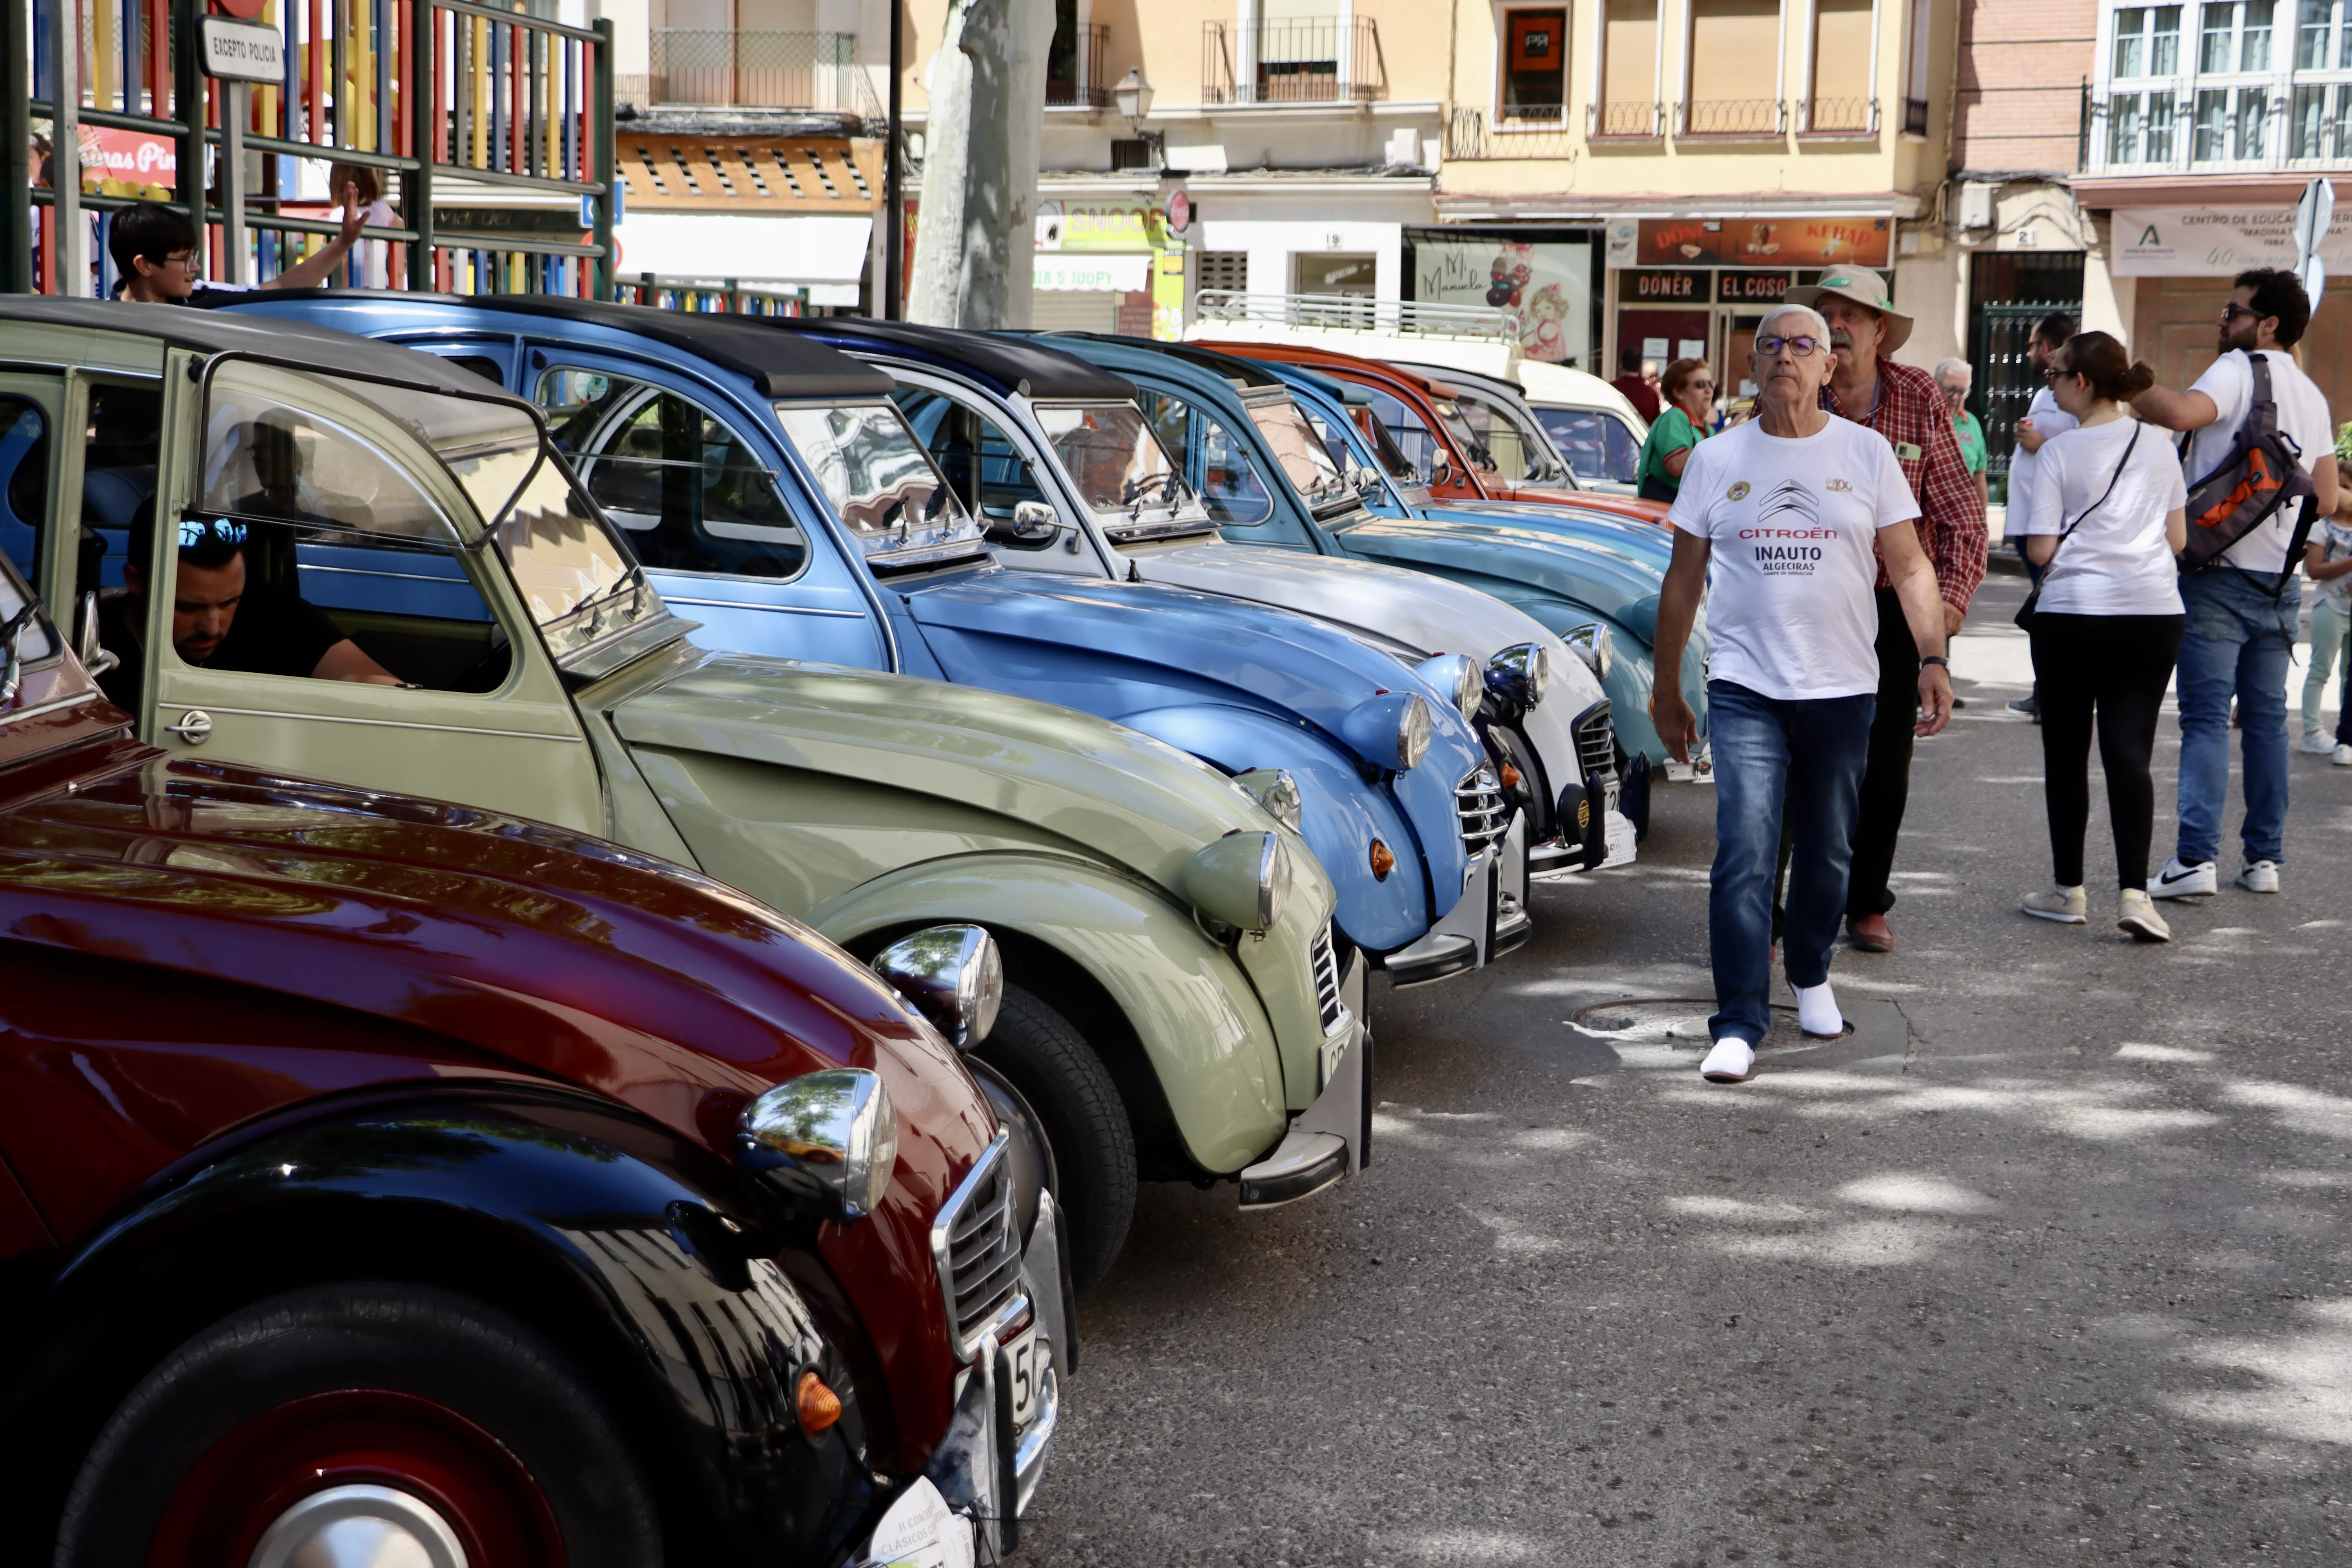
[909,0,1051,328]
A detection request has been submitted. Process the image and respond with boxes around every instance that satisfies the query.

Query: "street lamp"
[1114,67,1154,129]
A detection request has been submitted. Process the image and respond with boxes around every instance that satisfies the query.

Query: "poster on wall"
[1412,238,1593,367]
[2111,207,2352,276]
[1633,217,1891,269]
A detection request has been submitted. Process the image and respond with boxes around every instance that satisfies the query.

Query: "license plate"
[1319,1026,1348,1094]
[1005,1324,1043,1428]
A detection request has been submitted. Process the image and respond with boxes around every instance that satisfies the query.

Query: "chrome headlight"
[1183,829,1293,933]
[1562,624,1613,682]
[1232,767,1304,833]
[871,924,1003,1051]
[1343,690,1431,772]
[737,1068,900,1223]
[1485,641,1551,710]
[1414,652,1482,719]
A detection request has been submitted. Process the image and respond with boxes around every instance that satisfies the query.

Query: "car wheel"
[971,984,1136,1295]
[56,1281,662,1568]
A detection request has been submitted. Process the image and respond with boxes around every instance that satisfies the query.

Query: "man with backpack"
[2134,268,2339,897]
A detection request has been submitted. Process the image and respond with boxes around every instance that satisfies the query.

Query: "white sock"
[1796,981,1843,1037]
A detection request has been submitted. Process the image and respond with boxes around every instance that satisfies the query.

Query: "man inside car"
[98,510,402,712]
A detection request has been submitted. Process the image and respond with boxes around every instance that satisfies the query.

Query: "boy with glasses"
[2133,268,2340,898]
[107,195,368,305]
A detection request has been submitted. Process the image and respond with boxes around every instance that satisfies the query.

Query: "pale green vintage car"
[0,298,1371,1291]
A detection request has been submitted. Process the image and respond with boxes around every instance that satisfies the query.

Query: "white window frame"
[1675,0,1788,136]
[2090,0,2352,172]
[1493,0,1576,125]
[1586,0,1670,136]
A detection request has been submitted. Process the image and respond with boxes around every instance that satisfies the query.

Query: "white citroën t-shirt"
[1668,416,1922,701]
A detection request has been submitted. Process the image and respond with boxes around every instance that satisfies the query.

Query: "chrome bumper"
[1381,811,1527,986]
[1240,951,1372,1207]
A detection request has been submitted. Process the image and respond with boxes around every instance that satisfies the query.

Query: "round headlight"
[1564,624,1613,682]
[737,1068,900,1223]
[1258,833,1294,930]
[1484,642,1550,710]
[1396,693,1432,772]
[1414,652,1481,718]
[1183,829,1292,933]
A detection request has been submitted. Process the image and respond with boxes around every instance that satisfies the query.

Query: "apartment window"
[1595,0,1661,134]
[1502,7,1571,119]
[1809,0,1875,131]
[2098,0,2350,167]
[2112,4,2183,72]
[1197,252,1250,297]
[1296,253,1377,295]
[2199,0,2273,68]
[1684,0,1784,135]
[2297,0,2352,62]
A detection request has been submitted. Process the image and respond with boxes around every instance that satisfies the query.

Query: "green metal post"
[592,17,615,300]
[176,0,205,232]
[411,1,437,289]
[1,0,30,292]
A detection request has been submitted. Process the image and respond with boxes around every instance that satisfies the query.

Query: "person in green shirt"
[1636,358,1715,503]
[1936,358,1989,504]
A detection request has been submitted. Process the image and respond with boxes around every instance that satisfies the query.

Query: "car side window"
[1128,389,1274,528]
[1538,408,1642,485]
[535,368,809,580]
[1453,392,1531,481]
[1359,386,1443,486]
[889,387,1052,534]
[0,398,48,586]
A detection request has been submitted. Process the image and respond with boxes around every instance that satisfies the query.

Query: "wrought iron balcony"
[1047,22,1109,108]
[1588,99,1665,138]
[1202,18,1385,105]
[1902,96,1929,134]
[1678,98,1785,137]
[1803,96,1878,135]
[646,30,882,123]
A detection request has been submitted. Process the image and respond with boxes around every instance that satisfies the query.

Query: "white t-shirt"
[2006,387,2078,530]
[2013,417,2187,616]
[1669,416,1921,701]
[2183,348,2335,575]
[2313,515,2352,609]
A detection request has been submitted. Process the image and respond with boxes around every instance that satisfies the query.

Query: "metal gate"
[1966,253,2085,503]
[4,0,615,299]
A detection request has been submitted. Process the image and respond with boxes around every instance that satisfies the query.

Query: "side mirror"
[76,592,121,678]
[988,500,1060,545]
[1347,466,1385,501]
[871,924,1004,1050]
[1427,459,1454,489]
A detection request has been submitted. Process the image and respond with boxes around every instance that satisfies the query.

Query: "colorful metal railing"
[5,0,615,298]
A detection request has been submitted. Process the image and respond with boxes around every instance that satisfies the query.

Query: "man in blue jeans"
[2133,268,2340,896]
[1652,303,1955,1083]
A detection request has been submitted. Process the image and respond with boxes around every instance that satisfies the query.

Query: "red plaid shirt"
[1821,359,1989,613]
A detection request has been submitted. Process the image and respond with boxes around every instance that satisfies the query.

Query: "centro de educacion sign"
[2112,206,2352,276]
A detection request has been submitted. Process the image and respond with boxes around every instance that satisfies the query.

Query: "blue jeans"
[2176,568,2297,867]
[1708,680,1876,1046]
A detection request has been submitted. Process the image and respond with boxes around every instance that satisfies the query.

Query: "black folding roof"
[753,317,1135,401]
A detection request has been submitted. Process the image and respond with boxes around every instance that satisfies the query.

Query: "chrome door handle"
[162,709,213,745]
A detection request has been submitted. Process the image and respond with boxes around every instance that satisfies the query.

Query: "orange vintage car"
[1190,341,1668,526]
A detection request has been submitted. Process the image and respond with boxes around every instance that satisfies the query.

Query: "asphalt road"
[1025,569,2352,1568]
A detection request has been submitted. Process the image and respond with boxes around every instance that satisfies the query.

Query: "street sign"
[2294,177,2333,310]
[198,16,283,83]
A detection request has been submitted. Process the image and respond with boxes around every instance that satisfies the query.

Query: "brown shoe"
[1846,913,1893,953]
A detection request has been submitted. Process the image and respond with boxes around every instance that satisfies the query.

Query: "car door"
[141,354,605,834]
[528,350,891,671]
[884,372,1112,578]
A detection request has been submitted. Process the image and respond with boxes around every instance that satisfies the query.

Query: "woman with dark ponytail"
[2010,331,2189,941]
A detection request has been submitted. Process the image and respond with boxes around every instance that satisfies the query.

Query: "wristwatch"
[1919,655,1951,670]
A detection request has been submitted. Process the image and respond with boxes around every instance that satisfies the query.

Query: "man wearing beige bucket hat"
[1782,266,1989,954]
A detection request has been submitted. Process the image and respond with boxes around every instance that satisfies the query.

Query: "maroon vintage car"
[0,561,1058,1565]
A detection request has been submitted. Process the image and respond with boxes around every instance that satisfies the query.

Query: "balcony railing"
[1196,289,1516,342]
[1804,96,1878,134]
[1589,99,1666,138]
[1902,96,1930,134]
[1047,22,1109,108]
[2084,78,2352,174]
[1679,98,1785,136]
[1202,18,1386,105]
[646,30,882,122]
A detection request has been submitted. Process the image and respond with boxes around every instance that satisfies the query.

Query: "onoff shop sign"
[199,15,285,83]
[2112,205,2352,277]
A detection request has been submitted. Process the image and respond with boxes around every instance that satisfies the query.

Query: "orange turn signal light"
[1499,762,1522,790]
[1369,839,1395,880]
[798,1370,844,1434]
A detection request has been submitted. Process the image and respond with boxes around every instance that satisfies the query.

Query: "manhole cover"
[1569,997,1851,1051]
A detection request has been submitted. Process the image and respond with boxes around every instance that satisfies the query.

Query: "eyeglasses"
[2219,302,2261,323]
[177,516,250,550]
[2040,367,2083,384]
[162,250,202,271]
[1753,335,1823,359]
[1686,379,1716,390]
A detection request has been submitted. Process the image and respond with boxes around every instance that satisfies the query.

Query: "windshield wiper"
[1121,471,1183,518]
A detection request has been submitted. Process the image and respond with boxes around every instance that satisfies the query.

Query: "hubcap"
[247,1485,468,1568]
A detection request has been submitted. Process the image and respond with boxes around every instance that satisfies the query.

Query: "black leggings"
[2029,612,2186,890]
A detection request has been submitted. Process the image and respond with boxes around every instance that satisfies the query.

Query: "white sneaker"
[2238,860,2280,893]
[2022,886,2088,923]
[1700,1038,1757,1083]
[2118,888,2171,942]
[2336,744,2352,766]
[2150,857,2218,898]
[1795,982,1844,1039]
[2301,731,2336,754]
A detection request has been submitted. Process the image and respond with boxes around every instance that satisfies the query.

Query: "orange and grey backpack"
[2178,351,2319,594]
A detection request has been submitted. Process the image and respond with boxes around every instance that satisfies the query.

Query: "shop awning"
[1035,252,1152,292]
[612,213,872,304]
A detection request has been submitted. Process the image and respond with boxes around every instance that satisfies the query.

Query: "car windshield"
[1451,389,1571,485]
[1535,406,1644,486]
[773,401,982,564]
[1429,397,1499,473]
[1031,402,1205,535]
[479,442,663,663]
[1243,393,1354,511]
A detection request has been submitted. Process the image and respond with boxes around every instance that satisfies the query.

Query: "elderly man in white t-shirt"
[2133,267,2341,898]
[1652,304,1954,1084]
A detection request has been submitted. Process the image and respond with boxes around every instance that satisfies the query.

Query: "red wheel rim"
[147,1388,566,1568]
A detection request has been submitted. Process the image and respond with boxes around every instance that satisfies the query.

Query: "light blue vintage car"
[219,292,1523,995]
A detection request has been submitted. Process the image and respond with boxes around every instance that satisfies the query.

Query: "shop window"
[1501,7,1570,119]
[1294,253,1377,297]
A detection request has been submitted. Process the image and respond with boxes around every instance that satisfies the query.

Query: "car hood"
[1330,511,1668,648]
[611,647,1295,901]
[897,570,1492,764]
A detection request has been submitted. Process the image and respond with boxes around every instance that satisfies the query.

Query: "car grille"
[1309,922,1345,1034]
[1456,766,1508,855]
[930,1131,1029,1361]
[1573,700,1618,788]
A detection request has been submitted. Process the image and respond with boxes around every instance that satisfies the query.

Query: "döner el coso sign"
[2111,206,2352,276]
